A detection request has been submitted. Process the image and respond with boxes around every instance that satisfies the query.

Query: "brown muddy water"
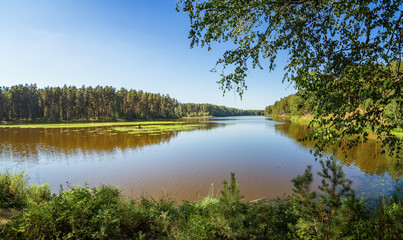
[0,116,401,201]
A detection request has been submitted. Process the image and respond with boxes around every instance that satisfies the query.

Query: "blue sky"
[0,0,295,110]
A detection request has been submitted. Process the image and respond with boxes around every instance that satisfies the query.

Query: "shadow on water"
[268,118,403,179]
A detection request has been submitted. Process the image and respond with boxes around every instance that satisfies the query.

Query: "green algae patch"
[0,121,181,129]
[112,123,204,134]
[0,120,206,136]
[181,116,213,119]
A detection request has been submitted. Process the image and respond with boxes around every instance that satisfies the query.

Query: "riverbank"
[270,114,313,125]
[0,121,206,135]
[0,121,177,128]
[0,170,401,239]
[269,114,403,139]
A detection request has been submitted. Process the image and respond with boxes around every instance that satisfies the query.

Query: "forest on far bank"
[0,84,262,122]
[264,93,403,131]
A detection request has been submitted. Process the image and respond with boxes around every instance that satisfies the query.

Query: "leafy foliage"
[0,171,28,208]
[177,0,402,157]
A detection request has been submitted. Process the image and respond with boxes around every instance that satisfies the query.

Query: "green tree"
[291,157,354,239]
[28,84,39,121]
[177,0,403,157]
[0,84,262,122]
[0,88,11,121]
[385,98,403,129]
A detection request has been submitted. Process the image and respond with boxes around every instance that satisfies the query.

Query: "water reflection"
[0,122,220,161]
[0,117,401,201]
[271,118,402,179]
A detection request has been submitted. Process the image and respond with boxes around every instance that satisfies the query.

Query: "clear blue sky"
[0,0,295,110]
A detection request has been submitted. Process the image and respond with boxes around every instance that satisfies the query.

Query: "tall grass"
[0,171,28,208]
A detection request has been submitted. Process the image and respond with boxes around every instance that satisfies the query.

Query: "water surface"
[0,116,401,201]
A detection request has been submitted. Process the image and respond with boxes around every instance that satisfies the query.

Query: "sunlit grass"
[392,131,403,138]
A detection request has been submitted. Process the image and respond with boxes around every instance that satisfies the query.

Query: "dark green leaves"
[178,0,403,157]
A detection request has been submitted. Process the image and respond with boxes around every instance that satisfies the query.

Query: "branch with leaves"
[178,0,402,157]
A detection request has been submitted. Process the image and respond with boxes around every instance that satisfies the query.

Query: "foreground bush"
[0,159,402,239]
[0,171,28,208]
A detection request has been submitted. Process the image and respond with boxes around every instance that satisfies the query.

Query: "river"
[0,116,401,201]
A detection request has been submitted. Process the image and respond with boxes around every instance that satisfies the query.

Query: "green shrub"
[118,196,176,239]
[3,185,122,239]
[242,199,296,240]
[0,171,28,208]
[332,194,372,239]
[26,184,52,205]
[174,198,220,239]
[371,187,403,240]
[0,170,402,239]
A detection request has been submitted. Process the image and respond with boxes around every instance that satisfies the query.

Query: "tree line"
[264,93,402,130]
[0,84,262,122]
[177,103,262,118]
[264,94,312,118]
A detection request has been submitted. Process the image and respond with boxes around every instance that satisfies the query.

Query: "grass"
[288,115,313,125]
[392,131,403,138]
[270,114,313,125]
